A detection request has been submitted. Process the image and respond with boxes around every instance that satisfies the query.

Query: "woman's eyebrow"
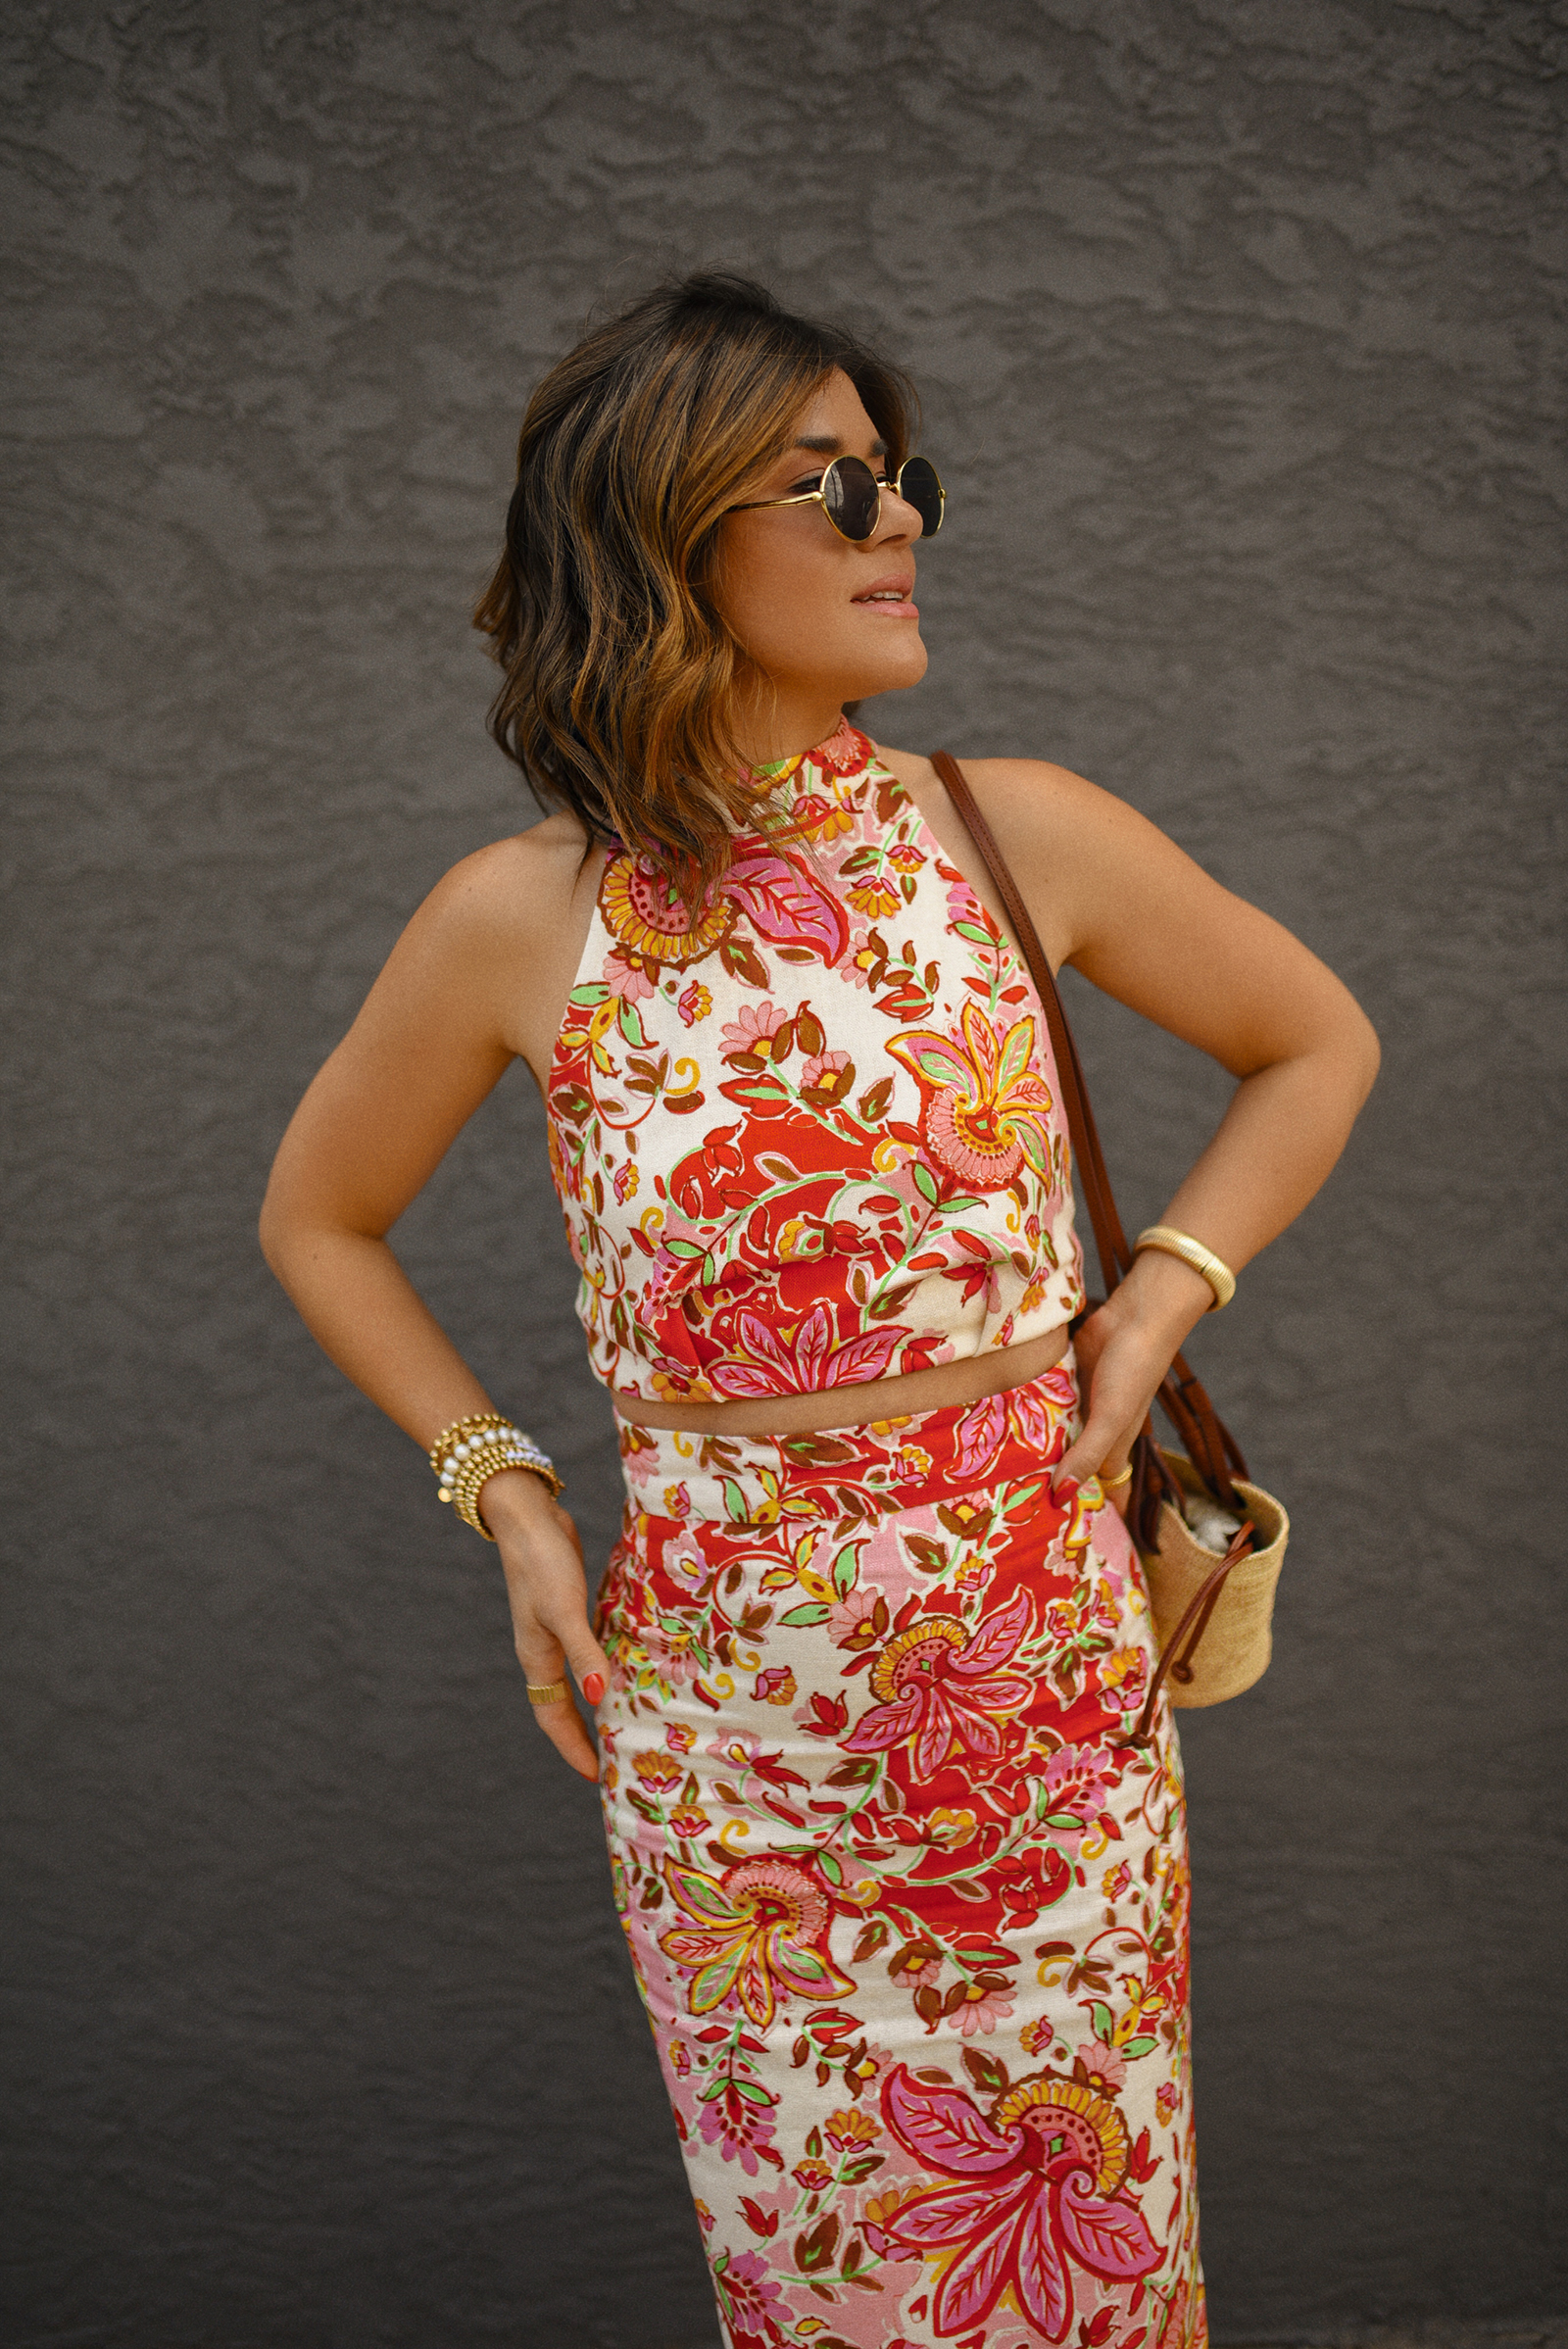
[791,432,890,457]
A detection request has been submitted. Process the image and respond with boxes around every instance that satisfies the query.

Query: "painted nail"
[583,1672,606,1705]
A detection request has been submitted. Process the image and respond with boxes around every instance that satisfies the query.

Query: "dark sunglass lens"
[899,456,945,537]
[823,456,881,542]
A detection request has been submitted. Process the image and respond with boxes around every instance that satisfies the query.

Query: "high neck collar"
[741,716,874,796]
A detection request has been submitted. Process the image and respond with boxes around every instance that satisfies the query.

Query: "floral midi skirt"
[595,1360,1205,2349]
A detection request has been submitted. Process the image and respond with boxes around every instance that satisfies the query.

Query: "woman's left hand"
[1052,1251,1216,1515]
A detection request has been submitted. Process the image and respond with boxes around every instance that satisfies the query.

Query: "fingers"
[1053,1387,1145,1495]
[1053,1425,1128,1495]
[520,1663,603,1782]
[498,1509,614,1783]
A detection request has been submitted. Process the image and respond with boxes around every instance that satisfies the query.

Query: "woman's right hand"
[481,1470,612,1783]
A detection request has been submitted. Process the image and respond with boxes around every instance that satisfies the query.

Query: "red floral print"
[563,728,1203,2347]
[546,728,1083,1402]
[596,1378,1204,2345]
[842,1587,1035,1777]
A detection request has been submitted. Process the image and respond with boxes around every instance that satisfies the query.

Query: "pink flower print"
[669,1803,710,1839]
[793,2155,835,2194]
[1020,2015,1056,2058]
[886,999,1056,1190]
[847,873,902,918]
[1078,2039,1128,2091]
[953,1553,991,1593]
[954,1982,1015,2038]
[669,2038,691,2076]
[1155,2080,1180,2124]
[708,1732,766,1771]
[791,790,855,845]
[612,1161,639,1204]
[1102,1860,1132,1902]
[1042,1741,1118,1829]
[891,1945,943,1992]
[662,1535,706,1589]
[698,2084,780,2178]
[617,1422,659,1487]
[662,1482,692,1522]
[839,930,878,989]
[633,1751,685,1797]
[799,1048,850,1092]
[1100,1645,1149,1707]
[707,1304,905,1399]
[676,980,711,1027]
[1046,1592,1086,1640]
[719,1000,789,1057]
[827,1585,886,1649]
[824,2107,880,2153]
[664,1724,696,1754]
[874,2065,1160,2335]
[714,2244,789,2330]
[811,716,871,775]
[887,842,925,872]
[753,1666,797,1706]
[604,950,655,1003]
[844,1588,1035,1779]
[659,1856,853,2030]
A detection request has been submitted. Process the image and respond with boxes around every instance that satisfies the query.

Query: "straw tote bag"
[934,755,1290,1737]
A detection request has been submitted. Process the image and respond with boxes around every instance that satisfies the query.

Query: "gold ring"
[526,1680,569,1706]
[1099,1460,1134,1491]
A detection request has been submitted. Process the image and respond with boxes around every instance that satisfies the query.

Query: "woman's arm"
[258,817,612,1778]
[901,752,1381,1496]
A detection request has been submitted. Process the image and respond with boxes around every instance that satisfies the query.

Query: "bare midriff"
[611,1319,1071,1436]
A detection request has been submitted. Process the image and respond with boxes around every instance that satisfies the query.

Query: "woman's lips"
[853,578,918,618]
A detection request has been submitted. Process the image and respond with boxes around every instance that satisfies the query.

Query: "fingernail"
[583,1672,606,1705]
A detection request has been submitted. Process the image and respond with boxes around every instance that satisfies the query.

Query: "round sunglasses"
[728,452,945,544]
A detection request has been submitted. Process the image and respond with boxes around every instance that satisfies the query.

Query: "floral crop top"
[545,722,1084,1405]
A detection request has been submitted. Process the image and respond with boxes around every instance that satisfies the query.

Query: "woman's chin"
[843,637,929,702]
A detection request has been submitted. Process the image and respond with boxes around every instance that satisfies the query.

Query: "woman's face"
[713,367,930,753]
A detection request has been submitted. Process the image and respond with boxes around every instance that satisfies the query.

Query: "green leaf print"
[779,1601,831,1627]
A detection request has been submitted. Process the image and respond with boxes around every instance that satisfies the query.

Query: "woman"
[261,273,1377,2347]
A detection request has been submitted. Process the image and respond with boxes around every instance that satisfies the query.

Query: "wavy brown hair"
[472,271,917,887]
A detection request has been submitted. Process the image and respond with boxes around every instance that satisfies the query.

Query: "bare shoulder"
[417,810,601,946]
[877,745,1129,829]
[935,754,1150,845]
[385,809,607,1081]
[874,744,1183,972]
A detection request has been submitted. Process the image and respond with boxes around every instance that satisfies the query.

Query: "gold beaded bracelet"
[1133,1224,1237,1311]
[428,1412,563,1540]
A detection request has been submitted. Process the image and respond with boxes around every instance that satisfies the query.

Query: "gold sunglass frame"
[728,454,946,544]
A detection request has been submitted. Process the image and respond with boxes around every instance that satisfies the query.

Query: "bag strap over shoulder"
[931,751,1248,1521]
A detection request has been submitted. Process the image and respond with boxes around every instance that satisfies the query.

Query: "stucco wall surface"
[3,2,1564,2344]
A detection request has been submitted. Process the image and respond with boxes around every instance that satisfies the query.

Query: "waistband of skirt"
[613,1351,1081,1527]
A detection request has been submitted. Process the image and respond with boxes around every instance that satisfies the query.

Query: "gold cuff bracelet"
[1133,1225,1237,1312]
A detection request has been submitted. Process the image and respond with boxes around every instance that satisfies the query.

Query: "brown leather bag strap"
[1129,1518,1255,1743]
[930,753,1133,1296]
[932,751,1248,1506]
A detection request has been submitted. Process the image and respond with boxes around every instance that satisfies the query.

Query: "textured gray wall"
[3,3,1564,2344]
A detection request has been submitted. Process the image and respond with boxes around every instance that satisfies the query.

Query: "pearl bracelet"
[428,1412,563,1540]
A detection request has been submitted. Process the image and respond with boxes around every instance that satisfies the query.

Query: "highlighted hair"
[473,272,916,886]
